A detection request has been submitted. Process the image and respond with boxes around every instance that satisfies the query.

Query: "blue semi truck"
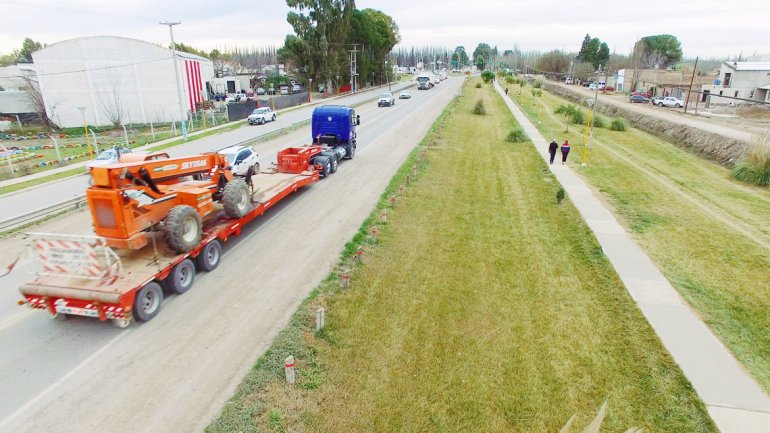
[310,105,360,173]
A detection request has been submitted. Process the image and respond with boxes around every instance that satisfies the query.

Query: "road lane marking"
[0,309,34,333]
[0,329,130,431]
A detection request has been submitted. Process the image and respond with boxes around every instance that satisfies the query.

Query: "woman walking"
[561,139,571,164]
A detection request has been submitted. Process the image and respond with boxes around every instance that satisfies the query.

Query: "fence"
[226,92,311,121]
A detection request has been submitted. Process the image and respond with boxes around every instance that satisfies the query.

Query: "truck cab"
[311,105,360,160]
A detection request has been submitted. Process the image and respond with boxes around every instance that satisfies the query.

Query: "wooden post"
[370,225,378,239]
[284,356,296,385]
[355,246,364,263]
[390,195,397,208]
[399,184,405,195]
[406,174,410,186]
[341,273,350,288]
[380,209,387,223]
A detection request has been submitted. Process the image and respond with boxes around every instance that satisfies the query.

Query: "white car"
[399,90,412,99]
[657,96,685,108]
[86,146,131,172]
[377,92,395,107]
[247,107,277,125]
[219,145,261,176]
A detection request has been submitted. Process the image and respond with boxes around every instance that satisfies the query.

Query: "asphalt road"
[0,76,463,432]
[0,83,412,223]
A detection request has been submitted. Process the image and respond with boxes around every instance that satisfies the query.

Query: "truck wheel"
[259,118,265,125]
[346,144,356,159]
[165,205,202,253]
[133,281,163,322]
[272,114,276,121]
[222,179,250,218]
[319,156,331,177]
[196,240,222,272]
[321,151,338,173]
[164,258,196,294]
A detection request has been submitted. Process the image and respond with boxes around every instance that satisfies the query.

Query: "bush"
[506,127,529,143]
[610,118,627,131]
[591,115,606,128]
[731,131,770,186]
[533,80,544,89]
[556,187,565,204]
[481,71,495,83]
[531,89,542,97]
[475,82,482,88]
[472,99,486,115]
[570,109,585,125]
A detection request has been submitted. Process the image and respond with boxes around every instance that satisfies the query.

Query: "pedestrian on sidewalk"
[561,139,571,164]
[505,87,509,96]
[548,139,558,164]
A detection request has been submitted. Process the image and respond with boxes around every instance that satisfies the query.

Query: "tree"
[0,37,45,65]
[453,46,469,68]
[349,8,400,86]
[173,42,209,59]
[576,34,608,69]
[481,70,495,83]
[596,42,610,67]
[535,50,570,74]
[634,34,683,68]
[473,43,492,70]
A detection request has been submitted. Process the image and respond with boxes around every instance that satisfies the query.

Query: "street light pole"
[160,21,187,140]
[77,105,94,158]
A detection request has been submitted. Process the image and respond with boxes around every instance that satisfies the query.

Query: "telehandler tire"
[223,179,250,218]
[165,205,202,253]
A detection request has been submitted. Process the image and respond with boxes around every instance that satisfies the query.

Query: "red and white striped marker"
[284,356,296,385]
[355,246,364,264]
[341,274,350,288]
[380,209,387,223]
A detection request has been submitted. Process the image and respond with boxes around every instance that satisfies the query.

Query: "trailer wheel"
[196,240,222,272]
[165,205,202,253]
[164,258,196,294]
[222,179,250,218]
[133,282,163,322]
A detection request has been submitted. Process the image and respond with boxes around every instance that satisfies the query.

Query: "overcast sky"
[1,0,768,60]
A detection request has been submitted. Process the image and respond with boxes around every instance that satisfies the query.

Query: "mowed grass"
[291,80,714,432]
[510,85,770,393]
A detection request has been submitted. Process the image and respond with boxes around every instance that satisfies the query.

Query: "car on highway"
[247,107,277,125]
[378,92,395,107]
[399,90,412,99]
[656,96,685,108]
[85,146,131,172]
[629,94,650,103]
[219,145,261,176]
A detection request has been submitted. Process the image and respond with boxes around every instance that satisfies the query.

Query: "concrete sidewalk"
[493,81,770,432]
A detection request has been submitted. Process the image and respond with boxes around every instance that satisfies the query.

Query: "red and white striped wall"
[184,59,204,112]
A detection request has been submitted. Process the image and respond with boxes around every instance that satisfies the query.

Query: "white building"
[32,36,214,128]
[0,64,38,115]
[699,61,770,105]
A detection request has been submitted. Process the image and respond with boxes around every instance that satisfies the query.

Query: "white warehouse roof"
[32,36,214,128]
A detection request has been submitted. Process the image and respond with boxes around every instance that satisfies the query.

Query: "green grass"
[206,79,716,432]
[509,80,770,394]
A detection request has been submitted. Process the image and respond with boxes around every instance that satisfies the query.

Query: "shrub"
[506,127,529,143]
[555,104,584,132]
[533,80,544,89]
[481,71,495,83]
[475,82,482,88]
[556,187,565,204]
[472,99,486,115]
[731,131,770,187]
[610,118,627,131]
[570,109,585,125]
[531,89,542,98]
[591,115,606,128]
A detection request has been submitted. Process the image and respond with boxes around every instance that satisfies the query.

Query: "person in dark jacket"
[548,139,558,164]
[561,139,571,164]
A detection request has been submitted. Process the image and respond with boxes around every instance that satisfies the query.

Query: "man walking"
[548,139,558,164]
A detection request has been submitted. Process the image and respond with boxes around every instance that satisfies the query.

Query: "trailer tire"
[165,205,202,253]
[196,240,222,272]
[133,282,163,322]
[164,258,196,294]
[222,179,250,218]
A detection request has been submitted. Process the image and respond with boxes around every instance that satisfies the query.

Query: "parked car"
[256,87,266,95]
[378,92,395,107]
[218,145,261,177]
[225,93,248,103]
[650,95,665,105]
[279,85,289,95]
[656,96,685,108]
[564,77,574,84]
[292,84,301,93]
[247,107,277,125]
[631,91,651,99]
[629,94,650,103]
[399,90,412,99]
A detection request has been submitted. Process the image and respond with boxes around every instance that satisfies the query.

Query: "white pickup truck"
[247,107,277,125]
[655,96,685,108]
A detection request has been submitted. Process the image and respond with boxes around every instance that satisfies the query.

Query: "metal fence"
[226,92,311,122]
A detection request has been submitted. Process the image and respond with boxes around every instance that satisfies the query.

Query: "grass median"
[509,83,770,394]
[207,79,715,432]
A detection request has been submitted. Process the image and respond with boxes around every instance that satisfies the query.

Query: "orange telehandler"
[87,152,254,253]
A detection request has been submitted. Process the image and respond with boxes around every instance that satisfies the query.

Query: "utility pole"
[160,21,187,140]
[349,44,359,93]
[684,56,699,114]
[583,64,603,165]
